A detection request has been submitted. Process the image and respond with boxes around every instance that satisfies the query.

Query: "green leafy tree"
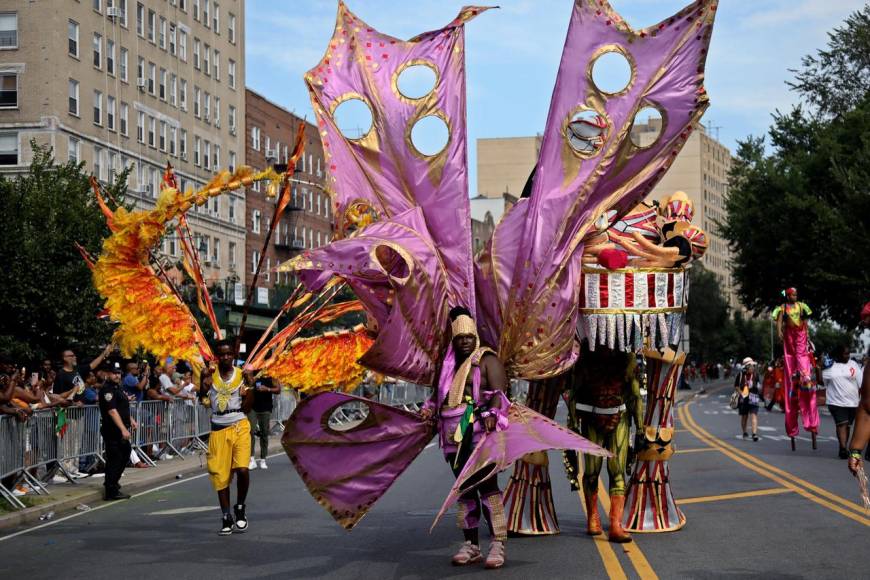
[687,264,730,362]
[0,144,128,363]
[723,6,870,328]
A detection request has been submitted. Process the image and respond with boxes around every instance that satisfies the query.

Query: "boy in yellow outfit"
[199,340,255,536]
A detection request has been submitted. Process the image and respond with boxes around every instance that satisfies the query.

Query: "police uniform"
[99,367,132,500]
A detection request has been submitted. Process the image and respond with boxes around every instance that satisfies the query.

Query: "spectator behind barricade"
[147,364,174,402]
[248,375,279,470]
[54,344,114,399]
[146,364,175,460]
[0,356,31,421]
[122,361,149,402]
[179,371,198,405]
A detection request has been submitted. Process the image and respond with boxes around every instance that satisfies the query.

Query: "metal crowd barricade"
[0,415,26,508]
[169,400,207,453]
[56,406,103,480]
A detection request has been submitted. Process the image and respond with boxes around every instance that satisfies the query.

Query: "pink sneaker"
[485,540,505,569]
[451,541,482,566]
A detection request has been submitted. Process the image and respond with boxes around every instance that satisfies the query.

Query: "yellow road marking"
[577,490,627,580]
[678,404,870,527]
[674,429,690,433]
[596,482,659,580]
[677,447,715,454]
[677,487,792,505]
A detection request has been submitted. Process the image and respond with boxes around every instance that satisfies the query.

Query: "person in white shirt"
[822,345,863,459]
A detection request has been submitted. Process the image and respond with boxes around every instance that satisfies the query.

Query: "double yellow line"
[577,484,659,579]
[677,400,870,527]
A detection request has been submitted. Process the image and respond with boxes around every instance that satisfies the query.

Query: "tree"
[686,264,730,363]
[0,144,128,363]
[723,6,870,328]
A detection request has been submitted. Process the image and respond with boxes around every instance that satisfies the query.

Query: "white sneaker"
[257,459,268,470]
[159,454,175,461]
[248,457,257,470]
[51,475,68,484]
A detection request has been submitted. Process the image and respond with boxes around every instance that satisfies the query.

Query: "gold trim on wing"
[586,43,638,98]
[328,91,378,148]
[391,58,441,105]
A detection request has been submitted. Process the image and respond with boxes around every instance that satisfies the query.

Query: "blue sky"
[246,0,866,194]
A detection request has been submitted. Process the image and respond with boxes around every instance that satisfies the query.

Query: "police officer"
[98,361,137,500]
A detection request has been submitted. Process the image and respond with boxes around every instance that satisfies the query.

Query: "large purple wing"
[306,2,493,312]
[286,208,449,384]
[430,403,610,531]
[478,0,718,378]
[283,392,434,530]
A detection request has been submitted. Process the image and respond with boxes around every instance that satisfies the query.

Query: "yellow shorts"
[206,419,251,491]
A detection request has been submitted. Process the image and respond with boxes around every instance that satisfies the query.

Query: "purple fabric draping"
[430,403,611,531]
[282,392,434,530]
[304,2,492,313]
[286,208,449,384]
[477,0,718,380]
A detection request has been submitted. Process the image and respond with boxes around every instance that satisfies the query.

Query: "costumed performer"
[198,339,255,536]
[420,306,510,569]
[848,301,870,477]
[565,342,642,543]
[772,287,819,449]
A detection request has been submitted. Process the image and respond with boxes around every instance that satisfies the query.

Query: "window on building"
[120,102,128,135]
[93,146,103,179]
[119,47,128,81]
[213,49,220,80]
[0,132,17,165]
[169,126,176,156]
[68,79,79,115]
[159,67,166,100]
[106,95,115,130]
[179,29,187,61]
[213,144,220,168]
[93,33,102,68]
[193,38,200,69]
[194,136,201,165]
[170,73,177,106]
[169,23,176,55]
[203,92,211,122]
[252,209,261,234]
[228,105,236,132]
[0,13,17,49]
[68,20,79,57]
[93,90,102,124]
[159,120,166,151]
[147,9,155,43]
[251,126,260,150]
[228,12,235,44]
[106,39,115,75]
[148,62,155,94]
[137,111,145,142]
[137,56,144,83]
[214,96,220,127]
[93,0,102,13]
[179,78,187,110]
[203,43,210,76]
[193,86,200,117]
[68,136,80,163]
[147,115,155,147]
[213,238,220,265]
[158,16,166,49]
[251,250,259,274]
[117,0,129,28]
[203,0,210,27]
[228,150,236,174]
[228,195,236,222]
[228,241,236,268]
[316,194,321,216]
[136,2,144,36]
[213,3,220,32]
[180,129,187,158]
[228,59,236,88]
[203,140,210,169]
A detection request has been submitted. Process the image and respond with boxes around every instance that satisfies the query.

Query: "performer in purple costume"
[420,306,510,568]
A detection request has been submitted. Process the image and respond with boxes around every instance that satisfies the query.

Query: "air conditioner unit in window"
[107,7,124,18]
[136,78,147,90]
[291,240,304,250]
[143,183,154,195]
[229,127,236,136]
[265,148,278,161]
[203,113,210,122]
[180,152,188,161]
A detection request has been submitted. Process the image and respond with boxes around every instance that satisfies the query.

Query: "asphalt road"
[1,380,868,579]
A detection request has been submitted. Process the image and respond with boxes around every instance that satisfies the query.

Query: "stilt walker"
[773,288,819,450]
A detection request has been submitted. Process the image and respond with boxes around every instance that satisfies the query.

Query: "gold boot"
[584,487,602,536]
[608,494,632,543]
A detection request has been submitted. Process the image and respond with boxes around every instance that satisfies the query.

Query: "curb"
[0,457,209,532]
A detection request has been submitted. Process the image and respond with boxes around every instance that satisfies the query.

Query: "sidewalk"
[0,434,284,532]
